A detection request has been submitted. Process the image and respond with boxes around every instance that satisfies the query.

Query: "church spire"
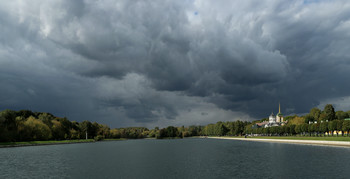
[279,102,281,113]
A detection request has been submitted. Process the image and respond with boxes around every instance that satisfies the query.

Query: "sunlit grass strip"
[221,136,350,141]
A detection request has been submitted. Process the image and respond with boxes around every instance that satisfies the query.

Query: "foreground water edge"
[1,138,350,178]
[3,136,350,148]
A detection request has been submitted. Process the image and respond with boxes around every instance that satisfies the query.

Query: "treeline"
[202,121,250,136]
[0,109,249,141]
[245,120,350,136]
[0,109,149,142]
[156,121,250,138]
[1,104,350,142]
[157,126,203,138]
[246,104,350,136]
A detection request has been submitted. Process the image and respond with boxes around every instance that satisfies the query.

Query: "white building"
[254,103,287,128]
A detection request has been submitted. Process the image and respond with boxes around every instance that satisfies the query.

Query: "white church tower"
[269,112,276,123]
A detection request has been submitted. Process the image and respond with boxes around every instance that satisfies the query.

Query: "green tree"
[336,111,349,121]
[319,113,327,122]
[342,121,350,136]
[38,113,54,127]
[328,121,337,136]
[295,125,301,135]
[24,116,52,140]
[320,122,328,136]
[110,129,121,138]
[215,122,228,136]
[304,114,314,124]
[70,129,80,139]
[0,110,18,142]
[58,117,72,138]
[347,111,350,118]
[17,110,35,119]
[79,121,92,139]
[313,123,320,136]
[0,110,17,142]
[310,108,321,121]
[301,124,309,136]
[51,120,65,140]
[323,104,336,121]
[97,124,110,138]
[289,125,296,136]
[336,120,343,136]
[166,126,178,137]
[308,124,313,136]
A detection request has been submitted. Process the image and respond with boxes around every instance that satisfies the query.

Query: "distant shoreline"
[208,136,350,147]
[0,140,99,148]
[0,138,132,148]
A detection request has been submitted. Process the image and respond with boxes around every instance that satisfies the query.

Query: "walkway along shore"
[208,136,350,147]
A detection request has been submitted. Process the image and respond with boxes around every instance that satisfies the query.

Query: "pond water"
[1,138,350,178]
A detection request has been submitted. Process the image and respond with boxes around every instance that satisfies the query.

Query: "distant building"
[253,103,287,128]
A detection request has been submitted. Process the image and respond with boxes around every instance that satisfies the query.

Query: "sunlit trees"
[288,116,305,125]
[110,129,121,138]
[38,113,54,127]
[51,120,65,140]
[24,116,52,141]
[4,105,350,143]
[97,124,111,139]
[342,120,350,136]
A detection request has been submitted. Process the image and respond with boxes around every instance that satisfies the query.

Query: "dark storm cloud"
[1,0,350,127]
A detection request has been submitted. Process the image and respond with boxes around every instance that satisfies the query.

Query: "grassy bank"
[219,136,350,142]
[0,138,136,148]
[102,138,127,141]
[0,139,95,147]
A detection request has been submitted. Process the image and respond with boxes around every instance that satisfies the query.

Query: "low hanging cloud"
[1,0,350,128]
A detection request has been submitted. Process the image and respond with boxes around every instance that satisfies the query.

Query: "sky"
[1,0,350,128]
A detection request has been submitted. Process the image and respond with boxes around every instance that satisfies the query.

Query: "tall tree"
[336,120,343,136]
[0,110,18,142]
[323,104,336,121]
[215,122,227,136]
[328,121,337,136]
[24,116,52,141]
[310,108,321,121]
[342,121,350,136]
[320,122,328,136]
[79,121,92,139]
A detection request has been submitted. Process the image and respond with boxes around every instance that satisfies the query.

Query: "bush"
[94,135,104,141]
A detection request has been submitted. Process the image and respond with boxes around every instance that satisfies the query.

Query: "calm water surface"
[1,138,350,178]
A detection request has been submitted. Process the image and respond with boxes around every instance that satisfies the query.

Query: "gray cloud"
[1,0,350,127]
